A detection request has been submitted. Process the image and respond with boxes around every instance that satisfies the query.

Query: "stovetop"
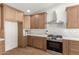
[47,34,63,42]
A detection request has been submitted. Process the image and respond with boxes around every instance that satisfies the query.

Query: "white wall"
[47,3,79,38]
[4,21,18,51]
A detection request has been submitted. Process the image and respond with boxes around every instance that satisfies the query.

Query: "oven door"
[47,40,62,53]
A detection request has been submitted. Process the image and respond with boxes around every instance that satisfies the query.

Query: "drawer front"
[69,49,79,55]
[70,40,79,45]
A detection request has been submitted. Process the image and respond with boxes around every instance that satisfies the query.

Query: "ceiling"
[6,3,60,15]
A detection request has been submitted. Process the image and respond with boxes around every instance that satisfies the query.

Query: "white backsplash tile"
[30,29,46,35]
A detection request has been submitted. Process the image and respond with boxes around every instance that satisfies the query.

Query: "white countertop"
[63,37,79,41]
[24,33,79,41]
[27,35,79,41]
[0,38,5,41]
[27,34,47,37]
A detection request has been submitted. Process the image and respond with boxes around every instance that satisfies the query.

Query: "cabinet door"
[23,16,30,29]
[16,11,23,22]
[18,22,24,48]
[4,6,16,20]
[0,6,1,30]
[63,40,69,55]
[63,40,79,55]
[67,7,78,28]
[30,15,36,29]
[27,36,33,46]
[34,15,39,29]
[23,36,27,47]
[68,40,79,55]
[77,7,79,28]
[30,13,47,29]
[33,37,44,49]
[38,13,46,29]
[0,6,4,38]
[0,40,5,55]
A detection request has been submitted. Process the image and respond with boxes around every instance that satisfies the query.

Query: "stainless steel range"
[47,35,63,53]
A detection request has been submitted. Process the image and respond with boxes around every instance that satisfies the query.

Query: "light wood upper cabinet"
[67,6,79,28]
[30,15,37,29]
[23,15,30,29]
[16,11,24,22]
[4,5,16,20]
[4,4,24,22]
[30,13,47,29]
[38,13,47,29]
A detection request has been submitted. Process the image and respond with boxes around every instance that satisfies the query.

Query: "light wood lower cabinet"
[0,40,5,55]
[33,36,46,50]
[63,40,69,55]
[68,40,79,55]
[63,40,79,55]
[27,36,33,46]
[3,4,24,22]
[27,36,47,50]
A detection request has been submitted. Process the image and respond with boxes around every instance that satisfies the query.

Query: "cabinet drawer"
[69,49,79,55]
[69,40,79,45]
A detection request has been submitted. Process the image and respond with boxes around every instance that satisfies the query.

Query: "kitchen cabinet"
[33,36,45,49]
[30,12,47,29]
[4,5,16,21]
[16,11,24,22]
[33,36,46,50]
[18,22,26,48]
[23,36,27,47]
[23,15,30,29]
[27,36,33,46]
[63,39,79,55]
[63,40,69,55]
[30,15,37,29]
[68,40,79,55]
[0,4,25,54]
[0,6,2,37]
[3,4,24,48]
[4,4,24,22]
[0,6,1,30]
[0,4,4,38]
[0,40,5,55]
[27,36,47,50]
[38,13,47,29]
[66,6,79,28]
